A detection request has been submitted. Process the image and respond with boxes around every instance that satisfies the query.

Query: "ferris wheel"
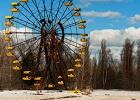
[3,0,88,89]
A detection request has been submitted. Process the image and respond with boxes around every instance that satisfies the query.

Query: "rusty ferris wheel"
[3,0,89,89]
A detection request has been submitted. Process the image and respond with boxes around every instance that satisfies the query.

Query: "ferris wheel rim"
[4,0,88,89]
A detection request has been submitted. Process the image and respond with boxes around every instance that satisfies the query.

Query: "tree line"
[1,38,140,91]
[84,39,140,90]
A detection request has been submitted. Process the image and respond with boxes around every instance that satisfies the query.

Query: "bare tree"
[121,39,134,90]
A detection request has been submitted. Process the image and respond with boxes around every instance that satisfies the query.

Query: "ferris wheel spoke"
[24,42,43,74]
[25,4,42,27]
[59,8,74,22]
[56,21,78,29]
[18,11,39,28]
[61,50,73,79]
[62,15,75,26]
[63,23,77,30]
[57,33,81,36]
[63,42,81,58]
[22,38,40,53]
[53,9,74,29]
[14,40,40,53]
[52,0,66,26]
[15,42,34,61]
[51,9,68,30]
[15,37,40,59]
[49,0,55,20]
[63,37,83,47]
[64,41,80,48]
[57,36,77,45]
[65,41,79,48]
[14,17,41,30]
[36,34,47,70]
[15,48,25,61]
[58,2,72,22]
[56,24,77,32]
[62,45,75,60]
[31,0,43,20]
[12,20,41,32]
[60,7,79,26]
[12,35,41,47]
[20,3,42,27]
[11,32,40,34]
[25,40,40,55]
[56,21,78,31]
[52,4,71,29]
[62,49,77,75]
[42,0,49,19]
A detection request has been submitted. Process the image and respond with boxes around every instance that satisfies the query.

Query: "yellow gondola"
[72,89,81,93]
[58,76,62,79]
[20,0,28,2]
[73,8,81,11]
[23,71,31,74]
[48,84,55,88]
[80,38,88,42]
[6,52,14,57]
[79,24,86,29]
[58,81,64,85]
[5,46,14,50]
[12,66,21,71]
[34,77,42,81]
[4,30,12,35]
[80,34,88,37]
[11,2,20,6]
[68,74,75,78]
[3,37,12,42]
[13,60,20,64]
[5,16,14,20]
[65,1,72,6]
[22,76,31,80]
[73,12,80,16]
[11,7,20,12]
[75,63,81,68]
[67,69,74,72]
[79,20,86,24]
[5,21,14,27]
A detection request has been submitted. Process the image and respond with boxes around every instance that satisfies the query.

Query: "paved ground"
[0,90,139,100]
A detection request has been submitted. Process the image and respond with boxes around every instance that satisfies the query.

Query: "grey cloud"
[81,11,123,18]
